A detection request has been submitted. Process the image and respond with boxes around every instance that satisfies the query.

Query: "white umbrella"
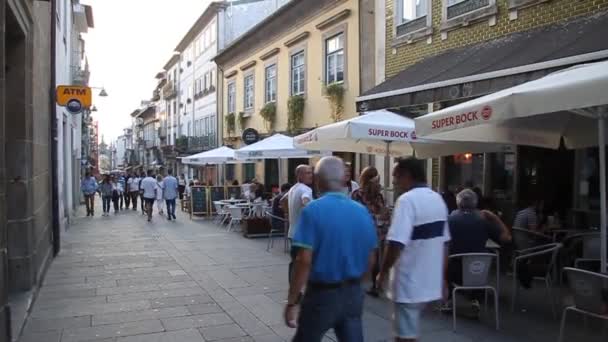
[182,146,238,165]
[294,109,505,195]
[235,133,329,159]
[235,133,329,185]
[415,60,608,273]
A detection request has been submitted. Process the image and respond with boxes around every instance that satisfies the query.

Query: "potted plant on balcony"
[225,112,236,136]
[287,95,305,133]
[324,82,345,122]
[259,102,276,132]
[238,112,247,130]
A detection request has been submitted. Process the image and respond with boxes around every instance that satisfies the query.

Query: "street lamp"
[91,106,98,112]
[89,86,109,97]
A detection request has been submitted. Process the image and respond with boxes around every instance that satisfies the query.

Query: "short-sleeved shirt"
[140,177,157,199]
[292,192,377,283]
[163,176,178,200]
[513,207,537,229]
[128,177,140,192]
[387,185,450,304]
[448,209,501,255]
[287,183,313,238]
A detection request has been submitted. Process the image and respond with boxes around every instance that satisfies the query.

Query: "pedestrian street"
[19,204,605,342]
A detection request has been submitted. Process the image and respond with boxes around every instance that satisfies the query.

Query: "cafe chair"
[558,267,608,342]
[264,210,288,252]
[449,253,500,331]
[512,227,552,252]
[226,206,244,233]
[574,233,601,270]
[213,201,228,226]
[512,243,562,316]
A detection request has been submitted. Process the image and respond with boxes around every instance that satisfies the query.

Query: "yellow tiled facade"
[386,0,608,78]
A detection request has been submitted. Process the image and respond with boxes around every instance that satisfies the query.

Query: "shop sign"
[242,128,260,145]
[56,85,92,114]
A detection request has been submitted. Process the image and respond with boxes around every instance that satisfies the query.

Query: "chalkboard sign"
[226,186,242,200]
[190,186,208,216]
[209,187,226,213]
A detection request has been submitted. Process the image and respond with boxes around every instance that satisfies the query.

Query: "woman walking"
[155,175,165,216]
[100,175,114,217]
[351,166,390,297]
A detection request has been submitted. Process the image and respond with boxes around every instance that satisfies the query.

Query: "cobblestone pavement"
[19,203,607,342]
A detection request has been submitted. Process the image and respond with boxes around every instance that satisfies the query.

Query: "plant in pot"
[324,82,345,122]
[237,112,247,130]
[225,112,236,136]
[259,102,277,132]
[287,95,305,133]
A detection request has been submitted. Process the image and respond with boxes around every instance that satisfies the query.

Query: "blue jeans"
[165,199,176,218]
[293,282,364,342]
[102,196,112,213]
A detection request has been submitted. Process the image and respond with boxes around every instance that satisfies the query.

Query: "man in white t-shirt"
[128,174,140,211]
[281,165,313,283]
[140,170,157,222]
[377,157,450,341]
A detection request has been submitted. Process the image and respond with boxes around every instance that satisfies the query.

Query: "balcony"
[152,89,160,101]
[162,80,177,99]
[72,66,90,86]
[73,4,93,33]
[175,134,217,154]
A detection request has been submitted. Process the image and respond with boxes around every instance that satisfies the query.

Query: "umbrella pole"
[384,141,391,200]
[599,107,607,274]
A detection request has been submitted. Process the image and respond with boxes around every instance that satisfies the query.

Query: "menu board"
[190,186,208,215]
[226,186,241,200]
[209,187,226,213]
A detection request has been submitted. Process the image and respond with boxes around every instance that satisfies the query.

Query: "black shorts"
[143,198,155,206]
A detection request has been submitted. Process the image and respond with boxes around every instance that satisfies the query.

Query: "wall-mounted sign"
[242,128,260,145]
[56,85,92,114]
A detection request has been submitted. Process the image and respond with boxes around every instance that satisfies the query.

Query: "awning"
[357,11,608,112]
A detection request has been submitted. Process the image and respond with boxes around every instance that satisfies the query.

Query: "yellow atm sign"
[56,86,92,113]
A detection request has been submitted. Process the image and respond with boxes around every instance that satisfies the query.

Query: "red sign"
[481,105,492,120]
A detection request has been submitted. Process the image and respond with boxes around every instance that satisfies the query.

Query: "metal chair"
[449,253,500,331]
[226,206,244,232]
[574,233,601,269]
[213,201,228,225]
[558,267,608,342]
[512,243,562,316]
[264,210,288,252]
[512,227,552,251]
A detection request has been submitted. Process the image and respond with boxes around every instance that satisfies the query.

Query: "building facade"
[358,0,608,222]
[215,0,364,186]
[54,0,93,230]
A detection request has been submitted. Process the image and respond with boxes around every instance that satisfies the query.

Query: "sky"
[82,0,211,143]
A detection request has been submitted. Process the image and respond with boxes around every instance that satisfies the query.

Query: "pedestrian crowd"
[80,169,179,222]
[79,156,521,342]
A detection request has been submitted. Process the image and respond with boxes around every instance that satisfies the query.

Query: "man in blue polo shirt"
[284,156,377,342]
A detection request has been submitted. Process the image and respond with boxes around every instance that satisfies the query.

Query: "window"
[209,70,215,88]
[188,122,191,137]
[443,0,496,24]
[402,0,428,21]
[291,51,305,95]
[325,33,344,84]
[205,29,211,48]
[227,81,236,113]
[244,74,254,110]
[204,117,210,135]
[211,116,216,135]
[243,164,255,182]
[265,64,277,103]
[210,22,216,43]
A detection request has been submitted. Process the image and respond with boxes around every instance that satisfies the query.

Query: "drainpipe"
[50,0,61,256]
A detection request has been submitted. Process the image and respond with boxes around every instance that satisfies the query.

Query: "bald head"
[315,156,345,193]
[295,164,313,185]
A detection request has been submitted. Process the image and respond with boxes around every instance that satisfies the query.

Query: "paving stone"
[200,323,247,341]
[31,300,151,319]
[227,309,274,336]
[24,315,91,332]
[61,319,164,342]
[38,288,98,300]
[187,303,224,315]
[96,284,160,296]
[19,331,62,342]
[93,307,191,326]
[34,295,109,309]
[150,295,214,309]
[162,312,233,331]
[115,329,205,342]
[251,334,285,342]
[107,287,205,302]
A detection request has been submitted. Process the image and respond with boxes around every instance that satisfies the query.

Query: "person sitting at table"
[442,189,511,314]
[513,198,541,232]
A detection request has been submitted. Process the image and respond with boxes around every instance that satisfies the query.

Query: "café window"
[444,153,484,191]
[291,51,305,96]
[265,64,277,103]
